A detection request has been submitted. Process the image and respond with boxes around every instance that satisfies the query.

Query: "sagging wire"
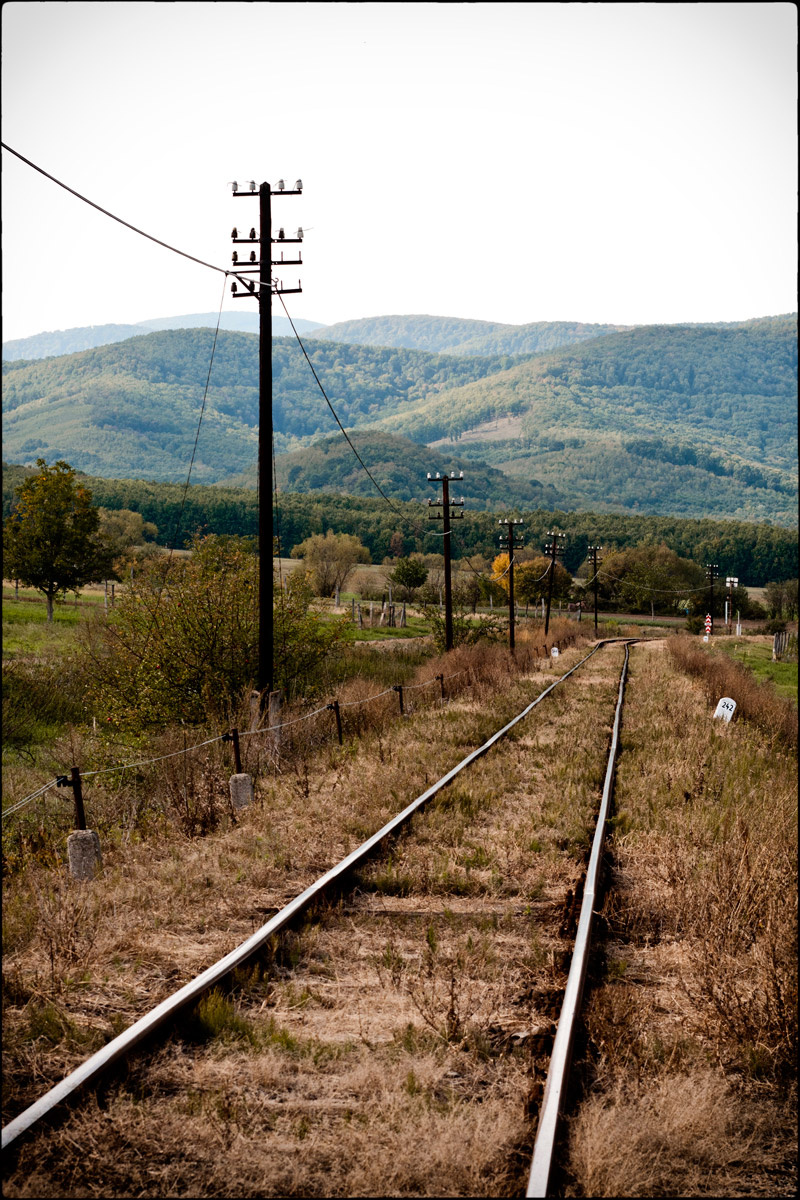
[2,142,228,277]
[1,779,60,822]
[2,671,470,820]
[276,293,421,523]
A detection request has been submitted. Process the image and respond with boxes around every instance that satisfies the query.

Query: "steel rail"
[526,641,634,1197]
[2,640,610,1152]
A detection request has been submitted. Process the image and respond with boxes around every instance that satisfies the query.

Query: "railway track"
[3,639,634,1197]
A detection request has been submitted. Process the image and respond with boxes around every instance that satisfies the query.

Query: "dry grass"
[565,640,797,1198]
[569,1072,795,1198]
[668,634,798,747]
[3,623,622,1196]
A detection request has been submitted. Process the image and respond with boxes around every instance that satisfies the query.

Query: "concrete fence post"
[225,727,253,810]
[60,767,102,880]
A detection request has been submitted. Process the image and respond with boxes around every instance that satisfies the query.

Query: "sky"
[1,1,797,342]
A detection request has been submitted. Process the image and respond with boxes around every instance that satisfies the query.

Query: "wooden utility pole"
[498,518,524,652]
[544,529,566,637]
[588,544,603,636]
[704,562,718,634]
[232,179,303,695]
[427,471,464,651]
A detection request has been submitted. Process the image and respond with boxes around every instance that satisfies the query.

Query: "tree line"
[4,462,796,587]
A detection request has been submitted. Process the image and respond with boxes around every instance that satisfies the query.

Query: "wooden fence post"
[328,700,343,745]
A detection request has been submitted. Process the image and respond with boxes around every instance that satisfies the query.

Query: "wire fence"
[4,627,582,831]
[1,667,475,824]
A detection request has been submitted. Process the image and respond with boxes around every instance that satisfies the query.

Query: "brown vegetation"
[565,641,797,1198]
[667,634,797,747]
[4,622,611,1197]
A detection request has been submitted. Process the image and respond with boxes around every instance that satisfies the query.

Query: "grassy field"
[711,636,798,703]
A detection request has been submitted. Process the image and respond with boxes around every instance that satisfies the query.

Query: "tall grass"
[668,635,797,747]
[566,641,797,1197]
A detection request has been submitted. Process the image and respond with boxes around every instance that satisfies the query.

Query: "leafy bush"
[419,585,505,653]
[80,535,352,728]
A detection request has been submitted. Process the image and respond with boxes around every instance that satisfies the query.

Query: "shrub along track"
[3,639,630,1198]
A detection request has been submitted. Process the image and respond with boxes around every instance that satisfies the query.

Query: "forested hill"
[1,313,322,362]
[1,330,526,481]
[2,314,797,526]
[3,462,797,586]
[362,315,798,526]
[270,431,562,510]
[307,314,632,356]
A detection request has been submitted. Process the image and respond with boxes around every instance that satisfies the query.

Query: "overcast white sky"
[2,1,797,341]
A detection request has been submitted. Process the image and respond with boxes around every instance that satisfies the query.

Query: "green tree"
[516,556,573,606]
[600,544,705,617]
[290,530,371,596]
[388,556,428,601]
[3,459,116,621]
[765,578,799,620]
[97,507,159,573]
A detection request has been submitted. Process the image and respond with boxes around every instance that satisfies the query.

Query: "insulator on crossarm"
[231,227,238,239]
[249,227,257,240]
[250,250,256,262]
[232,251,238,263]
[231,281,238,294]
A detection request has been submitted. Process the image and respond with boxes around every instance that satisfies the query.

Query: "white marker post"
[713,697,736,723]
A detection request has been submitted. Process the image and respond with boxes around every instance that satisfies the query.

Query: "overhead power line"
[3,141,487,566]
[276,292,441,533]
[1,142,228,277]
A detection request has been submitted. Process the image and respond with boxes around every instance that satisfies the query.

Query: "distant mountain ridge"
[306,314,634,356]
[2,313,796,527]
[2,329,527,482]
[5,312,635,364]
[2,313,324,362]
